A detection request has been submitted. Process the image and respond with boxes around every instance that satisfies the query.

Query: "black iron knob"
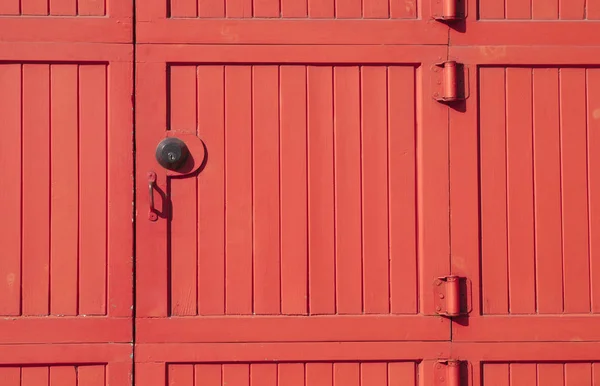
[155,137,190,171]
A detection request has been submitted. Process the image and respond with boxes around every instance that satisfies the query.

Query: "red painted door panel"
[136,0,447,44]
[451,0,600,45]
[0,43,133,364]
[0,345,130,386]
[449,47,600,343]
[139,361,422,386]
[0,0,131,43]
[136,45,450,346]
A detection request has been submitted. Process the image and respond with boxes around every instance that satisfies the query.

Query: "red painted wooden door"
[135,0,452,382]
[0,1,133,384]
[448,0,600,383]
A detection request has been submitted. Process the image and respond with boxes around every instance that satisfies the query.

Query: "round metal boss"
[155,137,190,171]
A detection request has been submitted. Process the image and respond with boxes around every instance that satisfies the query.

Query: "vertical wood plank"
[22,0,49,14]
[537,363,564,386]
[334,363,359,386]
[361,363,386,386]
[226,0,252,17]
[22,367,49,386]
[390,0,416,18]
[254,0,279,16]
[107,61,133,317]
[196,365,222,386]
[0,64,22,316]
[537,364,564,386]
[169,365,194,386]
[0,368,20,386]
[483,364,509,386]
[334,66,363,314]
[223,365,249,386]
[361,67,389,314]
[532,0,558,19]
[169,66,199,316]
[78,366,105,386]
[171,0,198,16]
[308,0,334,17]
[589,0,600,19]
[0,0,20,14]
[560,69,591,313]
[306,363,333,386]
[510,364,537,386]
[199,0,226,16]
[388,66,417,314]
[565,363,591,386]
[22,64,51,316]
[308,66,335,315]
[252,66,281,315]
[506,0,532,18]
[50,366,76,386]
[251,364,276,386]
[225,66,253,315]
[533,68,563,314]
[479,0,505,18]
[588,69,600,313]
[79,0,106,15]
[50,0,76,15]
[335,0,361,17]
[50,65,79,316]
[136,62,169,317]
[506,68,536,314]
[282,0,307,16]
[593,364,600,384]
[559,0,584,19]
[106,363,132,386]
[197,66,226,315]
[479,68,508,315]
[363,0,388,17]
[79,65,107,315]
[388,363,415,386]
[279,364,304,386]
[280,65,308,315]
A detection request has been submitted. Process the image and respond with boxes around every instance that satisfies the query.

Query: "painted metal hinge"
[433,276,471,317]
[432,61,469,103]
[434,360,468,386]
[431,0,467,21]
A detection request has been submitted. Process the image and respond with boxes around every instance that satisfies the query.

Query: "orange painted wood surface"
[451,46,600,345]
[0,45,132,351]
[137,61,448,324]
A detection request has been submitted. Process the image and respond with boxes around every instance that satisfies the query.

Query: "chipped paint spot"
[6,273,15,289]
[405,0,416,14]
[592,108,600,120]
[480,46,507,59]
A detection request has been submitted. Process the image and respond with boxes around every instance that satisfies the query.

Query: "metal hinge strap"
[433,275,471,317]
[432,0,466,21]
[433,61,469,103]
[434,360,463,386]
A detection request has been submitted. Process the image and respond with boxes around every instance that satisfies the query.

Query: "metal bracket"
[432,61,469,103]
[433,276,471,317]
[434,360,470,386]
[431,0,467,21]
